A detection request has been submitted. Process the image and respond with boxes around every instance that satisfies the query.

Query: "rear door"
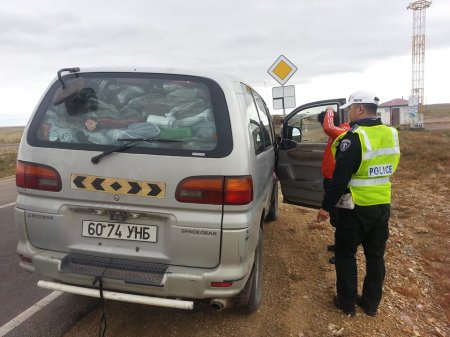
[277,98,346,208]
[19,71,234,269]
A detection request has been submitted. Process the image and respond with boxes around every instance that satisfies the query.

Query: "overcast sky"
[1,0,449,126]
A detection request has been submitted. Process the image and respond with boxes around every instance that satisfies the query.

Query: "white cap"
[341,90,380,109]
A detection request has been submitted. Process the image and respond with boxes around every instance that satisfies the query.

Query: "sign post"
[267,55,297,116]
[272,85,296,114]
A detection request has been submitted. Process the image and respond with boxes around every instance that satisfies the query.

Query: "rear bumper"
[38,280,194,310]
[15,207,257,300]
[17,239,253,300]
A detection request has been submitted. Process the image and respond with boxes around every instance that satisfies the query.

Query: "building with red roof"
[377,98,409,126]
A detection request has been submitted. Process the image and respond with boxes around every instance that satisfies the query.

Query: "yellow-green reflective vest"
[331,125,400,206]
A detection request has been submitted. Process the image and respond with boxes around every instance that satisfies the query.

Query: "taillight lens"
[175,176,253,205]
[224,176,253,205]
[176,177,224,204]
[16,161,62,192]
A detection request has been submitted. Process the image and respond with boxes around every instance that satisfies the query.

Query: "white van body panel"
[15,67,276,308]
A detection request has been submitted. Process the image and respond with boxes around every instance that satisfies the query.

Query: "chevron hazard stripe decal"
[71,174,165,198]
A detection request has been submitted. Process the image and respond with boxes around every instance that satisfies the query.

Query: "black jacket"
[321,117,384,212]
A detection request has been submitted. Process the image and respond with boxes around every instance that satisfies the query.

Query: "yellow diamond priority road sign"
[268,55,297,85]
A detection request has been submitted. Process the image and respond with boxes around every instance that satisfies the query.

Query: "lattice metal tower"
[407,0,431,106]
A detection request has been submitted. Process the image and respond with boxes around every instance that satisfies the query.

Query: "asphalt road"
[0,178,99,337]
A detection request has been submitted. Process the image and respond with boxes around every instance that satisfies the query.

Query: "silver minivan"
[15,66,346,312]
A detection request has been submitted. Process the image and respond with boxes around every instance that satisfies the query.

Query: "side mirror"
[292,127,302,142]
[285,125,302,142]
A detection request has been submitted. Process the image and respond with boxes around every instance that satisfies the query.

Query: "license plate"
[82,221,157,242]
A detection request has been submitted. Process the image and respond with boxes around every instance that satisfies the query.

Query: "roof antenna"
[57,67,80,88]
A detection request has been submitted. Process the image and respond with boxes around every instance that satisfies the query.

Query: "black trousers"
[334,204,390,313]
[323,178,339,227]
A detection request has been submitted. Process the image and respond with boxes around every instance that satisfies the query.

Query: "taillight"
[175,176,253,205]
[16,161,62,192]
[224,176,253,205]
[175,177,224,204]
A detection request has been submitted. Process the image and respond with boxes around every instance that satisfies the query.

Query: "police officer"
[316,90,400,317]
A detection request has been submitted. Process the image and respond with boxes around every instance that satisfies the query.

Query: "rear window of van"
[28,72,233,158]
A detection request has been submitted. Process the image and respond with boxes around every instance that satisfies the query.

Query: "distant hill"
[422,104,450,130]
[0,127,24,144]
[422,103,450,118]
[271,115,284,136]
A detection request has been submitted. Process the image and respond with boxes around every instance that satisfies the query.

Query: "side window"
[297,114,327,143]
[242,84,264,154]
[286,104,339,143]
[252,91,274,147]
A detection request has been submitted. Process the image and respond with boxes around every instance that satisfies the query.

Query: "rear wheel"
[266,182,279,222]
[235,228,264,313]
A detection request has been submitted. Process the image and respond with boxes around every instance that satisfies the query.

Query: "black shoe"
[328,256,336,264]
[333,296,355,316]
[356,295,377,317]
[327,244,335,252]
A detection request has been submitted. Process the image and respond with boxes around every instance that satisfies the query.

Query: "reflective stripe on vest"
[358,127,400,160]
[349,177,390,186]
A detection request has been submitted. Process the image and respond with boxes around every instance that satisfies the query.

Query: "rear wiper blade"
[91,137,182,164]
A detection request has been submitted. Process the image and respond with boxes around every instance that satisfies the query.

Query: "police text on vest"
[368,165,393,177]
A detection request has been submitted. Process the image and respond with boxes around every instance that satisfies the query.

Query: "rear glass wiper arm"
[91,138,182,164]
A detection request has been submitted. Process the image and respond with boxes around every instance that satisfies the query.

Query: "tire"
[235,229,264,313]
[266,182,279,222]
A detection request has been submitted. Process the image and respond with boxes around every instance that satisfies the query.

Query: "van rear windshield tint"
[28,72,232,157]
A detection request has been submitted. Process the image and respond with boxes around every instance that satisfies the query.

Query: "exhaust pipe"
[210,298,231,311]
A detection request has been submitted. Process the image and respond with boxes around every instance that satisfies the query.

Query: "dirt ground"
[64,129,450,337]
